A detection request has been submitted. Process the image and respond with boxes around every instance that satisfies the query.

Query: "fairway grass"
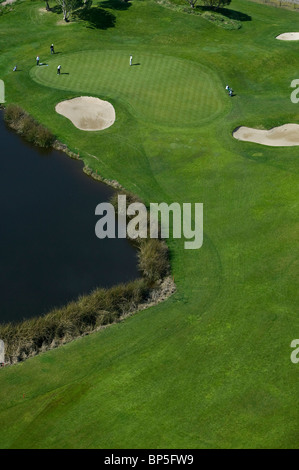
[0,0,298,449]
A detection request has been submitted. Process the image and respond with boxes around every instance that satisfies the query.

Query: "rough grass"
[156,0,242,28]
[201,9,241,28]
[248,0,299,11]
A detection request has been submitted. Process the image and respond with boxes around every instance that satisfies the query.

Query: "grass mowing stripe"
[0,0,298,449]
[31,50,226,127]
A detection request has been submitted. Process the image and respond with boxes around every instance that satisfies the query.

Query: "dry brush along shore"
[0,105,176,366]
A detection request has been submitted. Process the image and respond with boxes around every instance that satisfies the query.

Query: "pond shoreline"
[0,105,176,365]
[1,275,176,366]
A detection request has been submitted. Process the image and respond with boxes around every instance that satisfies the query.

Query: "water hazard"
[0,113,138,323]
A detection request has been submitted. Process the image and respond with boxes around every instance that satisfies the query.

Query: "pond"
[0,112,139,324]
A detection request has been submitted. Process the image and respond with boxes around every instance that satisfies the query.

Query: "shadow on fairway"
[60,72,69,75]
[74,6,116,29]
[50,5,62,14]
[99,0,132,10]
[131,63,141,66]
[198,6,251,21]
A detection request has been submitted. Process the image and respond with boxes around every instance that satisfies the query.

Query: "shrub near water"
[3,104,24,123]
[35,124,55,147]
[110,191,170,281]
[20,115,37,143]
[0,279,151,363]
[138,239,170,282]
[4,104,55,148]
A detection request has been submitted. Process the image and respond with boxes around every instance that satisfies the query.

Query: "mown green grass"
[31,50,225,126]
[0,0,298,448]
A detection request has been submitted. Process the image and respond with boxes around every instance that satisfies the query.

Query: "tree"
[201,0,231,10]
[83,0,93,8]
[56,0,85,21]
[44,0,51,10]
[185,0,198,8]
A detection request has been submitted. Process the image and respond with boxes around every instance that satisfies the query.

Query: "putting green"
[30,50,225,127]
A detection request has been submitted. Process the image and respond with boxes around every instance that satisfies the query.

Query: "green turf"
[31,50,225,126]
[0,0,298,449]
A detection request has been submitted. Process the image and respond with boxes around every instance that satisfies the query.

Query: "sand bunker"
[55,96,116,131]
[2,0,16,5]
[276,33,299,41]
[233,124,299,147]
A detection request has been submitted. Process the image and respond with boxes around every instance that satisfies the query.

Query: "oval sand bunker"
[276,33,299,41]
[55,96,116,131]
[233,124,299,147]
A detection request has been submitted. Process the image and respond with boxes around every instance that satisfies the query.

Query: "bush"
[4,104,55,148]
[0,279,151,364]
[201,0,231,10]
[111,190,169,281]
[4,104,24,124]
[35,124,55,147]
[138,239,170,282]
[110,190,141,214]
[19,115,36,142]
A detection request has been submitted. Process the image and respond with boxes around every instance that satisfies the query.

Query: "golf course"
[0,0,298,448]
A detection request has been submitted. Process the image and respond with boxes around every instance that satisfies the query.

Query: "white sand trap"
[233,124,299,147]
[276,32,299,41]
[55,96,115,131]
[2,0,16,5]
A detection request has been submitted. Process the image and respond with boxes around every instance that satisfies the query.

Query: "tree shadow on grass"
[74,6,116,29]
[99,0,132,11]
[198,6,251,22]
[50,5,62,14]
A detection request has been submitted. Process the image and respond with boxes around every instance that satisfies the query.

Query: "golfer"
[57,65,61,75]
[13,65,17,72]
[50,44,55,54]
[36,56,40,66]
[130,55,133,66]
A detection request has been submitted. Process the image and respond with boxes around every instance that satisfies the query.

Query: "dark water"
[0,113,138,323]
